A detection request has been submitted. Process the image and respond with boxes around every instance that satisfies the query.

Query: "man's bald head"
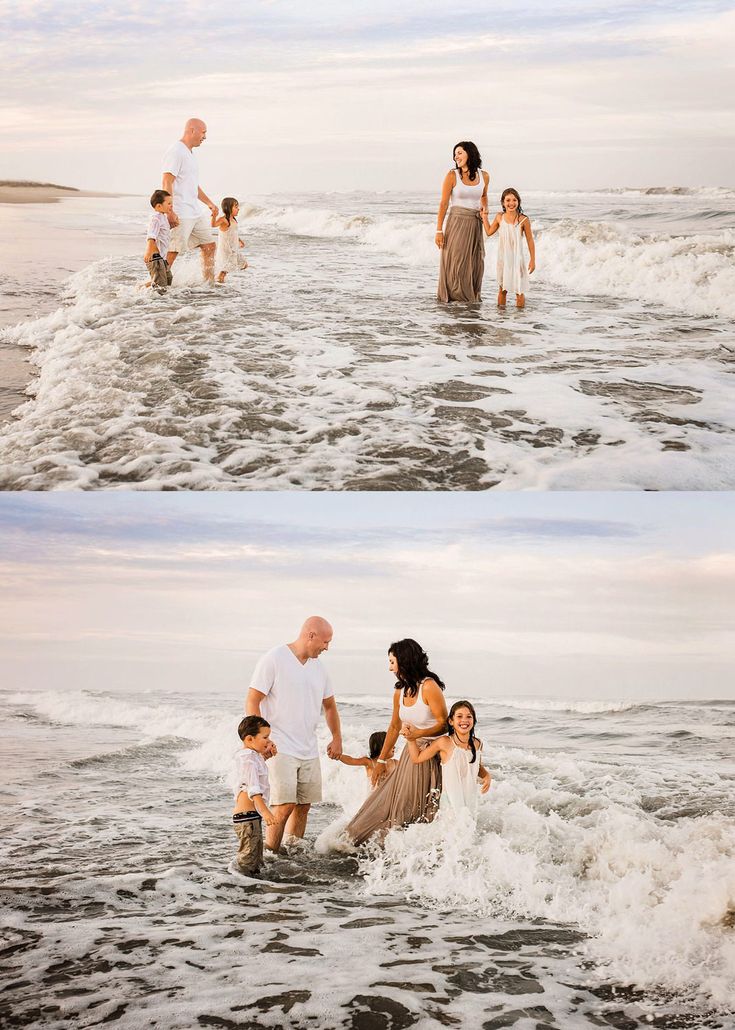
[181,119,207,148]
[296,616,333,659]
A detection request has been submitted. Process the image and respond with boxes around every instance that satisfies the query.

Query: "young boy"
[144,189,174,291]
[233,715,276,876]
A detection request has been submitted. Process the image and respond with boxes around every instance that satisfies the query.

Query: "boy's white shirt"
[233,747,270,805]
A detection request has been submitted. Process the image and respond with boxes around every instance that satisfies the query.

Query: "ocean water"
[2,687,734,1029]
[0,187,733,490]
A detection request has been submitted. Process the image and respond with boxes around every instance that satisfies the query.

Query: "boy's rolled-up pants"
[146,253,173,290]
[233,811,264,874]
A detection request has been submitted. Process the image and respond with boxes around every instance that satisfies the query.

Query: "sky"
[1,0,734,193]
[1,492,733,701]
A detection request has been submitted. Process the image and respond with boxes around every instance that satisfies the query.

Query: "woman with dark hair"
[436,141,489,303]
[346,639,449,845]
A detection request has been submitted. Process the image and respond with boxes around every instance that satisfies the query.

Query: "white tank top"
[398,680,437,732]
[451,169,484,210]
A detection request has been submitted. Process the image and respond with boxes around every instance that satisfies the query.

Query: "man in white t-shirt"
[161,118,218,282]
[246,616,342,852]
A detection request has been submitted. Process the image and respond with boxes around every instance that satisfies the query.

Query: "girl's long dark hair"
[369,731,387,760]
[221,197,239,225]
[448,699,478,764]
[389,639,445,698]
[453,141,482,182]
[500,187,524,223]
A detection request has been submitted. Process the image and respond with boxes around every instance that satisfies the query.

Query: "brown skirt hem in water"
[346,739,442,846]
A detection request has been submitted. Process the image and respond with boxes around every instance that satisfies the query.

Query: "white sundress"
[439,738,483,817]
[215,218,247,274]
[497,216,529,296]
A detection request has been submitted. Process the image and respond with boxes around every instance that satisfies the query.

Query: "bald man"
[246,617,342,853]
[161,118,217,282]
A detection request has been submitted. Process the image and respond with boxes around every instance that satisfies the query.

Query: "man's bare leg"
[516,293,525,309]
[497,288,507,307]
[265,803,295,852]
[284,804,311,840]
[200,242,216,283]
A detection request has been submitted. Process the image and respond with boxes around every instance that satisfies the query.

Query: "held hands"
[262,806,276,827]
[167,212,180,228]
[326,737,342,760]
[370,761,389,787]
[263,740,278,760]
[400,722,416,741]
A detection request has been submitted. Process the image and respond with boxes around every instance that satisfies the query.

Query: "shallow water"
[2,688,734,1028]
[0,188,733,489]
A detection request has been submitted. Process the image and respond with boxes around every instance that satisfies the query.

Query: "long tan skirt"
[437,207,485,303]
[346,740,442,846]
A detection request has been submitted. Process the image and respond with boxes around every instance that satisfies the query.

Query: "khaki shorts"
[268,753,322,806]
[233,812,263,875]
[146,254,172,289]
[169,215,213,254]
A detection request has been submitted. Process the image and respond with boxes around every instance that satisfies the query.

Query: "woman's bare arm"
[435,170,455,248]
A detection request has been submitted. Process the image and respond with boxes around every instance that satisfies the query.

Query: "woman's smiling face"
[454,146,468,169]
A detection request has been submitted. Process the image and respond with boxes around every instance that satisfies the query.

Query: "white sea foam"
[538,222,735,319]
[354,748,735,1007]
[1,191,733,490]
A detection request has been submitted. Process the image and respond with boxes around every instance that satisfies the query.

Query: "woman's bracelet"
[376,758,387,765]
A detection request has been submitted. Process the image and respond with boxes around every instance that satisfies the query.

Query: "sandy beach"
[0,181,119,204]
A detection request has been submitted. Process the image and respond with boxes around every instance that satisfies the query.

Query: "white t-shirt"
[161,140,201,219]
[249,644,333,760]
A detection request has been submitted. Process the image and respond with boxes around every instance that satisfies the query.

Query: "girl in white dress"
[482,188,536,309]
[212,197,248,284]
[403,699,491,817]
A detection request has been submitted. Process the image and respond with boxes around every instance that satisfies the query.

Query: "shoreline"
[0,182,126,205]
[0,190,140,421]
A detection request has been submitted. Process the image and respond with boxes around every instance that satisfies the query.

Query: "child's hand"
[480,771,491,794]
[370,762,388,787]
[400,722,414,740]
[528,259,535,275]
[167,212,179,228]
[264,740,278,760]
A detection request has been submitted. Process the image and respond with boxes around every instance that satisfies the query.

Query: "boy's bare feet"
[217,272,226,284]
[497,288,507,306]
[516,294,525,309]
